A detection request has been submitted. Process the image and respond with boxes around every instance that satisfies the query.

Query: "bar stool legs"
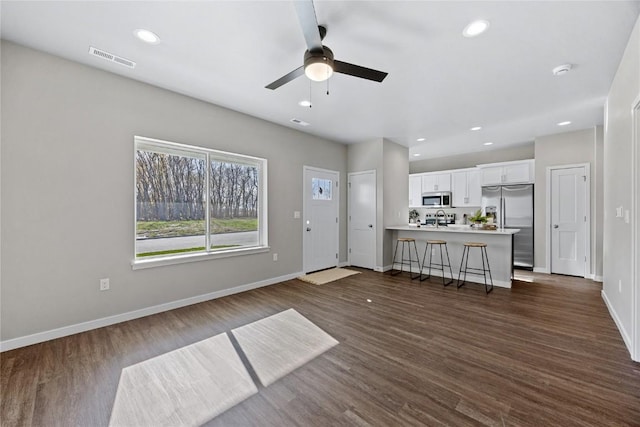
[419,240,453,286]
[457,242,494,294]
[390,237,421,280]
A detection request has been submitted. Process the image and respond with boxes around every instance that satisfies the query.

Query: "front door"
[303,166,339,273]
[348,171,376,269]
[551,166,587,276]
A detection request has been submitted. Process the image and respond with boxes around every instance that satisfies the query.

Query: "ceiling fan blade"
[265,66,305,90]
[334,60,388,83]
[294,0,323,52]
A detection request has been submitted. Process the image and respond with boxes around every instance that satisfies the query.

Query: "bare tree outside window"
[134,137,264,259]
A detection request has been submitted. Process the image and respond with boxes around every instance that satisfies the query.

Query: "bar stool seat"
[457,242,494,294]
[391,237,420,280]
[420,239,453,286]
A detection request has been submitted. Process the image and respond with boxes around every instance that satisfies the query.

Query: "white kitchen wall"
[1,41,348,345]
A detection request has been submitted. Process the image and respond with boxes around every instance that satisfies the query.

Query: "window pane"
[312,178,332,200]
[209,160,259,250]
[136,150,207,258]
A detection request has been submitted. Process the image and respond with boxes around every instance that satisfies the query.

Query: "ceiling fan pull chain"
[309,80,312,108]
[326,75,330,96]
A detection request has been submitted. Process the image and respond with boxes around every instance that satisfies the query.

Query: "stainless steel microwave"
[422,192,451,208]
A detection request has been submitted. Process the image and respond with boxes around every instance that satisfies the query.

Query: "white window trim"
[132,136,268,269]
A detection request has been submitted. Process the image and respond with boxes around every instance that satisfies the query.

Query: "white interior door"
[551,166,586,276]
[303,167,339,273]
[348,171,376,269]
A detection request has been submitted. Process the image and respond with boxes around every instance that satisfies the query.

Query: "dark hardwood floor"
[1,270,639,426]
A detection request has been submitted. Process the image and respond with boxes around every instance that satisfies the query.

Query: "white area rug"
[109,333,257,427]
[232,308,339,386]
[298,267,360,285]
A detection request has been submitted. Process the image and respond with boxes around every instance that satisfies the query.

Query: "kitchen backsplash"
[411,206,482,223]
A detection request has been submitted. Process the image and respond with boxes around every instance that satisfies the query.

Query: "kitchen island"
[386,225,520,288]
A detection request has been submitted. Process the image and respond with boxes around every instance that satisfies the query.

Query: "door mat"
[298,267,360,285]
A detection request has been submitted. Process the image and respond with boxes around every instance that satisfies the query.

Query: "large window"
[134,136,267,266]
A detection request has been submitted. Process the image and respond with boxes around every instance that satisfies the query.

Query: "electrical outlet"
[294,211,301,219]
[273,253,278,261]
[100,278,110,291]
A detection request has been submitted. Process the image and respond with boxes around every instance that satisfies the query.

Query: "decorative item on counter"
[468,209,487,227]
[409,209,420,224]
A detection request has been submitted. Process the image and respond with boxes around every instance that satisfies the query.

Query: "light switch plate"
[294,211,300,219]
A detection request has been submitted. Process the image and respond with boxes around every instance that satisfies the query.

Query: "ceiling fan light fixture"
[304,47,334,82]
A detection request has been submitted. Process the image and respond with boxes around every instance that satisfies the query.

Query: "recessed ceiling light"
[557,121,572,126]
[470,126,482,131]
[483,142,493,146]
[552,64,573,76]
[416,137,425,142]
[298,100,312,107]
[134,29,161,44]
[413,153,421,157]
[463,20,490,37]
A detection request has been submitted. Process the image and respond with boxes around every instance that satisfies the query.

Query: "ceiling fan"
[265,0,388,90]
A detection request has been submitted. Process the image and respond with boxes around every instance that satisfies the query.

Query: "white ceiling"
[2,1,639,160]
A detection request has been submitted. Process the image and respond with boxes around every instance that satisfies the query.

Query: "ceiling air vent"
[290,118,310,126]
[88,47,136,69]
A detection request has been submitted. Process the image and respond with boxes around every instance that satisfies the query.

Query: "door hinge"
[348,182,351,188]
[336,217,338,223]
[585,256,587,262]
[336,253,338,259]
[584,215,587,222]
[349,248,351,253]
[583,175,586,181]
[336,181,339,187]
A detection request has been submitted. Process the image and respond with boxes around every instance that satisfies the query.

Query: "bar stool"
[390,237,421,280]
[457,242,494,294]
[419,240,454,286]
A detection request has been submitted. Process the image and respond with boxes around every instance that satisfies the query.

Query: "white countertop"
[387,225,520,235]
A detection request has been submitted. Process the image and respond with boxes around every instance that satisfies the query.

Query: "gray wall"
[382,139,409,267]
[347,138,408,269]
[533,127,600,276]
[1,41,348,342]
[348,139,384,268]
[409,143,534,173]
[603,14,639,357]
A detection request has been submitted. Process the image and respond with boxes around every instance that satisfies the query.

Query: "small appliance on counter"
[423,213,456,226]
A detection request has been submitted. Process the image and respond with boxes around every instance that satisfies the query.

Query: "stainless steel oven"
[421,192,451,208]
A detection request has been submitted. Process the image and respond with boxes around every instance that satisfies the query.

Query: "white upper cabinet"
[421,172,451,192]
[478,160,535,186]
[452,168,481,207]
[409,175,422,207]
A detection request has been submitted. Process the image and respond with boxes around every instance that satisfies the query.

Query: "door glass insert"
[312,178,332,200]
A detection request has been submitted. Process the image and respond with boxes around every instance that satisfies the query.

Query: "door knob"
[553,224,559,229]
[306,227,311,231]
[368,224,373,228]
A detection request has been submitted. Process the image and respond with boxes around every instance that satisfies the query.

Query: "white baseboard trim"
[593,275,603,282]
[601,289,633,357]
[533,267,550,274]
[375,265,392,272]
[0,271,303,352]
[338,261,349,268]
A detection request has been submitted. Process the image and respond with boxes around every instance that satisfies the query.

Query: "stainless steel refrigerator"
[481,184,534,269]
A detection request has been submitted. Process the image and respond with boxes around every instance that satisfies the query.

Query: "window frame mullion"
[205,152,211,253]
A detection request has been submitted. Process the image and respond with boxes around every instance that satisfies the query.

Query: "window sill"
[132,246,270,270]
